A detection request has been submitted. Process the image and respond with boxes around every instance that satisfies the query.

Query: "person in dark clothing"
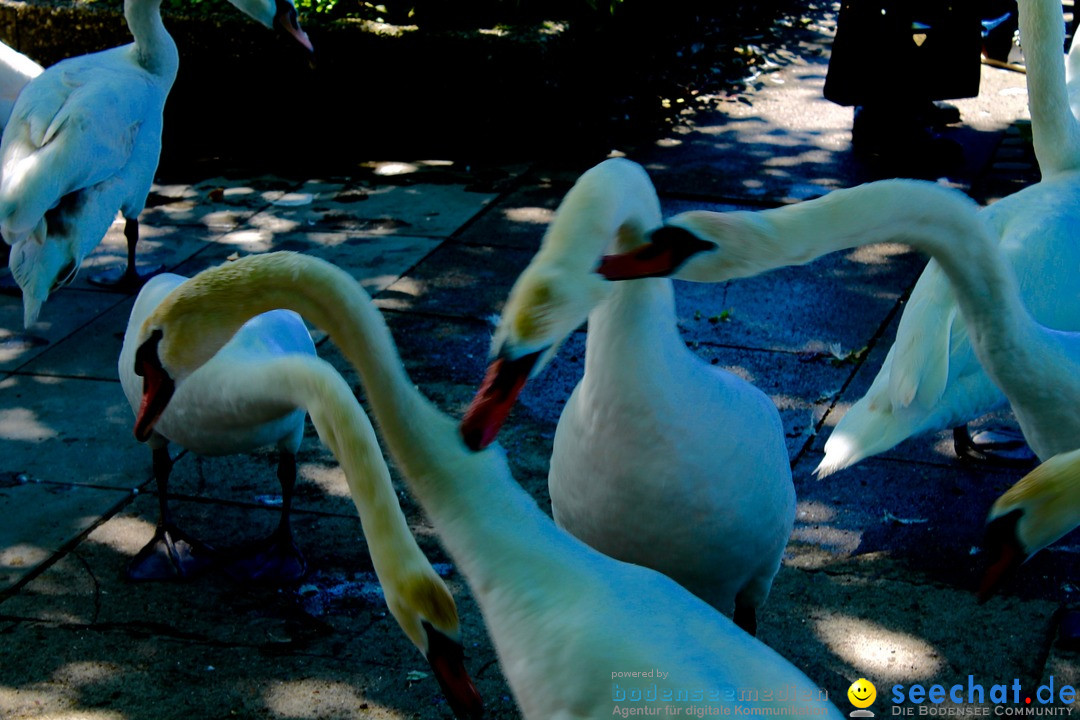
[824,0,984,173]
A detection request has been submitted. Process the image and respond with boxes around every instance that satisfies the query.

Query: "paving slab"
[15,297,136,381]
[252,180,498,239]
[376,242,536,319]
[0,289,128,373]
[0,480,133,594]
[0,375,145,491]
[185,227,443,298]
[140,175,301,230]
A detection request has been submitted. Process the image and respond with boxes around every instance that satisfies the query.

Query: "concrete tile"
[0,289,126,372]
[140,175,299,229]
[452,184,559,249]
[673,243,927,354]
[0,374,146,490]
[451,185,760,252]
[0,480,132,593]
[257,180,497,238]
[183,228,442,298]
[143,433,370,522]
[16,296,135,380]
[376,243,535,319]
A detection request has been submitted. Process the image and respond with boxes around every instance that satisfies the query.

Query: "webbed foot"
[953,425,1037,468]
[128,524,217,581]
[225,529,307,584]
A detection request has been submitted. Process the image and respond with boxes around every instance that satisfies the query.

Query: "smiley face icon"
[847,678,877,708]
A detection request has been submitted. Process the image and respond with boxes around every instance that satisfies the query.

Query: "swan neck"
[1017,0,1080,174]
[126,0,178,79]
[586,277,681,376]
[242,261,456,478]
[257,356,433,589]
[760,180,1031,353]
[539,158,662,267]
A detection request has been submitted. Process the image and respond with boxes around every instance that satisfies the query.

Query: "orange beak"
[459,350,542,451]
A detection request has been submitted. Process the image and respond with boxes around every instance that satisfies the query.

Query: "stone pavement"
[2,4,1077,719]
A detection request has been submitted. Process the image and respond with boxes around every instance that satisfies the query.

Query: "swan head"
[129,261,278,441]
[597,210,781,283]
[979,449,1080,600]
[460,262,610,450]
[388,571,484,718]
[459,158,664,450]
[9,223,80,327]
[228,0,314,53]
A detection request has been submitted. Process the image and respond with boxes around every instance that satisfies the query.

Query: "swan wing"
[886,258,959,410]
[0,52,157,236]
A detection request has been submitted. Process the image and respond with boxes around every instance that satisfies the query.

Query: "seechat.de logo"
[849,679,878,718]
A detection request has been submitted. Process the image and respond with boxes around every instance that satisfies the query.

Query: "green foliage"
[280,0,623,24]
[584,0,624,14]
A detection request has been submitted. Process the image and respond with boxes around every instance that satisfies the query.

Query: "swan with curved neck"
[1,0,311,327]
[601,0,1080,474]
[459,158,793,635]
[601,178,1080,466]
[120,273,316,582]
[131,250,843,720]
[122,275,482,718]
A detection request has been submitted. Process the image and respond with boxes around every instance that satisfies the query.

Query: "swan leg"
[733,582,763,636]
[88,218,163,291]
[952,425,1038,468]
[128,444,217,581]
[225,451,307,583]
[733,604,758,637]
[0,242,17,295]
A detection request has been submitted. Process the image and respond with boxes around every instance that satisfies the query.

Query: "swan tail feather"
[816,386,919,477]
[886,260,957,411]
[9,219,75,327]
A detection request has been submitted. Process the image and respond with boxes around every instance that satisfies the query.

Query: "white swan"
[119,273,316,581]
[599,177,1080,465]
[817,0,1080,473]
[458,158,794,635]
[980,447,1080,597]
[601,0,1080,475]
[0,0,309,135]
[0,0,312,328]
[130,251,844,720]
[120,274,483,718]
[0,41,42,130]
